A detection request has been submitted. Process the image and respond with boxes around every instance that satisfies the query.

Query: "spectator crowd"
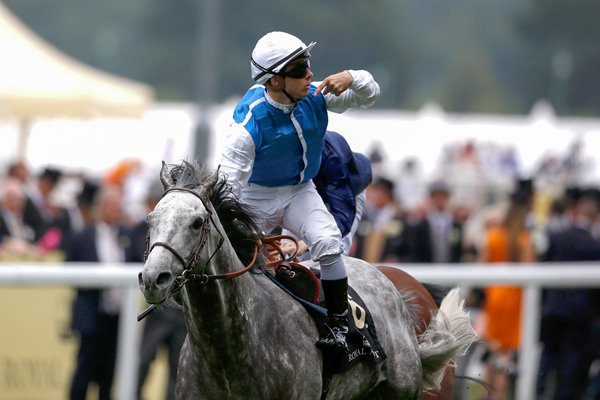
[0,159,184,400]
[354,137,600,400]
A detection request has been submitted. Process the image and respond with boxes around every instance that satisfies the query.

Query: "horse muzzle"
[138,265,175,304]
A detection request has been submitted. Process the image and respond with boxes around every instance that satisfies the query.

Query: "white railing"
[0,263,142,400]
[2,262,600,400]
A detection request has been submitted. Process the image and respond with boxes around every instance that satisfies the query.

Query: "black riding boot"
[316,278,350,353]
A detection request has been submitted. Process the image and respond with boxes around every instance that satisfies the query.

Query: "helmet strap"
[282,89,299,104]
[267,76,299,105]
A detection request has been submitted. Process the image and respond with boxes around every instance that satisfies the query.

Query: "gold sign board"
[0,287,167,400]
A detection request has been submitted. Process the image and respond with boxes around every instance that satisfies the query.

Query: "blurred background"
[2,1,600,399]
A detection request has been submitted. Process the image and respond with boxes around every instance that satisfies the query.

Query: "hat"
[250,31,316,84]
[368,146,383,164]
[580,187,600,208]
[77,180,100,207]
[39,167,62,184]
[372,177,395,197]
[511,178,534,205]
[429,180,450,195]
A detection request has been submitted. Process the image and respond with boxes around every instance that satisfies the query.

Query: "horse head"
[138,161,219,305]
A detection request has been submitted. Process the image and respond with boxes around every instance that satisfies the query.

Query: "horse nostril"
[156,272,173,287]
[138,272,144,287]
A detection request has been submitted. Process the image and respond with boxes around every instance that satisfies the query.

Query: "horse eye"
[192,218,204,230]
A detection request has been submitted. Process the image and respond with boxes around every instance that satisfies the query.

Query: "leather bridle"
[144,187,258,285]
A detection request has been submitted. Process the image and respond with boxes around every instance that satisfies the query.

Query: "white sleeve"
[219,124,256,197]
[323,69,380,114]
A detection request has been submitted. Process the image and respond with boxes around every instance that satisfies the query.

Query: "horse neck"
[181,226,268,358]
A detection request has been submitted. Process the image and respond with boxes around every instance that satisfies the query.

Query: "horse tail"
[417,287,478,392]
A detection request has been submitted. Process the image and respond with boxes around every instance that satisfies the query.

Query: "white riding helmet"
[250,31,316,84]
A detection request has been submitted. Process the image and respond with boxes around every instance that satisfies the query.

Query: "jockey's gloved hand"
[280,239,308,259]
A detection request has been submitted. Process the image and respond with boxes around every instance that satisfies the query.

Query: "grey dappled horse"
[138,161,477,400]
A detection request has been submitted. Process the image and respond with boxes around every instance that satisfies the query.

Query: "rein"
[182,243,259,284]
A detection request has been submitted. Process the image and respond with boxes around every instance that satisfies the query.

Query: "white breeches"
[241,181,344,261]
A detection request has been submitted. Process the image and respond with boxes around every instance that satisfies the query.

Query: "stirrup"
[317,323,350,353]
[362,336,371,349]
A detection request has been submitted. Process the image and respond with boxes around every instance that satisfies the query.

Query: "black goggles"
[282,60,310,79]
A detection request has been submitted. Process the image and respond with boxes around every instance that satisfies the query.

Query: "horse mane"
[168,160,263,266]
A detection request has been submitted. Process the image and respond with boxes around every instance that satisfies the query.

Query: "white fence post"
[116,286,142,400]
[516,284,542,400]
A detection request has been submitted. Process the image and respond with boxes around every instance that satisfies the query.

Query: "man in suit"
[60,178,101,253]
[0,178,37,248]
[537,190,600,400]
[353,177,409,263]
[405,180,465,263]
[22,167,63,242]
[67,184,138,400]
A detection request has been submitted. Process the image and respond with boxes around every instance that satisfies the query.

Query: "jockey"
[220,31,380,353]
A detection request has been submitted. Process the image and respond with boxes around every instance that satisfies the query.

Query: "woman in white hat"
[220,31,379,353]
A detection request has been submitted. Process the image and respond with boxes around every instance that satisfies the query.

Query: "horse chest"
[177,349,322,400]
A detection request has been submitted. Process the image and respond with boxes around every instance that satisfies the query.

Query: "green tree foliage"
[217,0,415,107]
[399,0,526,113]
[516,0,600,115]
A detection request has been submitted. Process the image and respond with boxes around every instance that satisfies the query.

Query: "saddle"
[260,237,386,375]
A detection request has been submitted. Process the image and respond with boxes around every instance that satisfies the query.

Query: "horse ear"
[202,166,220,194]
[160,161,175,190]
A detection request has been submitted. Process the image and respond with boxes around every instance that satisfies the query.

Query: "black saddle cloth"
[266,262,386,374]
